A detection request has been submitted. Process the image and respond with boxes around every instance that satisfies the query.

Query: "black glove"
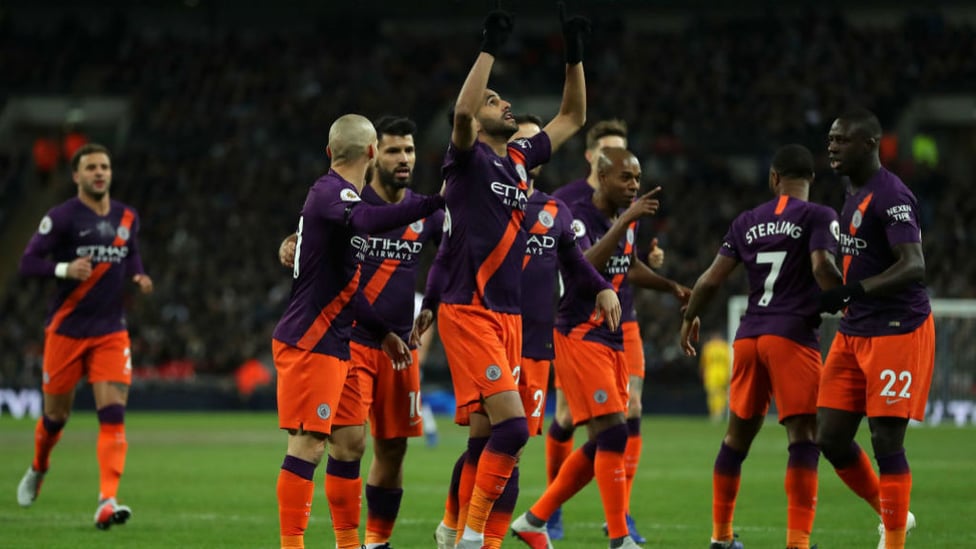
[559,2,591,65]
[481,10,514,57]
[820,282,866,314]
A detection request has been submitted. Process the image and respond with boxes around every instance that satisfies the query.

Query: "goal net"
[727,296,976,426]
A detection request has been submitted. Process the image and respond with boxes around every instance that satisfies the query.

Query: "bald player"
[270,114,444,549]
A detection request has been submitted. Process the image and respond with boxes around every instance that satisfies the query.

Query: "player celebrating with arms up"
[429,4,592,548]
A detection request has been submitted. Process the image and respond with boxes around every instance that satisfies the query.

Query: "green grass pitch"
[1,412,973,548]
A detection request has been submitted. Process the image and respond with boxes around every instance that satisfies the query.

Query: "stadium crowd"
[0,7,973,387]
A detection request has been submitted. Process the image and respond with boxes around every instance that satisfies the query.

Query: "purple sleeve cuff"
[347,194,445,234]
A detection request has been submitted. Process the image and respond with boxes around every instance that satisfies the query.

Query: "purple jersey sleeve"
[346,190,445,235]
[19,208,64,278]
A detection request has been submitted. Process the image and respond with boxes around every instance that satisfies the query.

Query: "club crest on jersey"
[515,163,528,183]
[116,226,130,241]
[571,219,586,239]
[485,365,502,382]
[38,216,52,235]
[316,403,332,420]
[851,210,863,229]
[340,188,361,202]
[538,210,554,229]
[410,219,425,234]
[626,226,635,245]
[593,389,608,404]
[830,220,840,241]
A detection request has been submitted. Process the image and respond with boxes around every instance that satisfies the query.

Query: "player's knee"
[815,430,851,466]
[595,422,628,453]
[490,416,529,455]
[869,428,903,458]
[374,437,408,464]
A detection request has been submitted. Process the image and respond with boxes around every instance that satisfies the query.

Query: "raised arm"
[452,11,513,150]
[542,4,590,152]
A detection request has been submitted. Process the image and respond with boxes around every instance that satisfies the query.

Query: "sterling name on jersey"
[719,195,839,349]
[351,185,444,348]
[438,131,552,313]
[837,167,930,337]
[20,198,145,338]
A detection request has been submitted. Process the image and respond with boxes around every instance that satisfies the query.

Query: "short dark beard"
[378,166,410,190]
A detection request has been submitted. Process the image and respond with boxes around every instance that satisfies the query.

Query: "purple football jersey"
[837,168,930,336]
[438,132,551,313]
[20,198,145,338]
[273,170,444,358]
[552,177,594,206]
[555,198,637,350]
[351,185,444,348]
[521,191,611,360]
[719,195,840,349]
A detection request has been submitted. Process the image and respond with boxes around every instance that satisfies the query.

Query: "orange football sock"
[277,458,316,545]
[32,415,65,473]
[530,441,595,521]
[95,405,127,501]
[484,466,519,548]
[623,418,643,508]
[834,443,881,514]
[466,449,517,535]
[325,458,362,549]
[441,451,466,530]
[545,421,574,485]
[712,442,746,543]
[877,450,912,549]
[785,442,819,549]
[595,447,628,539]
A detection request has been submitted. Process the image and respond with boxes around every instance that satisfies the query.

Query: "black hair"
[373,115,417,138]
[770,144,815,180]
[838,107,883,140]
